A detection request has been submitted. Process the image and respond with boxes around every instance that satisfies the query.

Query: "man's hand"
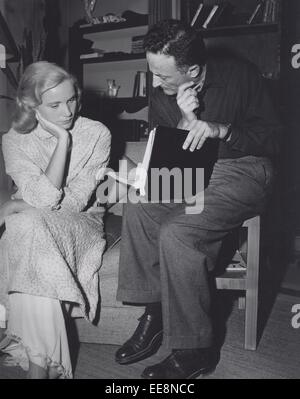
[182,120,230,151]
[177,81,199,123]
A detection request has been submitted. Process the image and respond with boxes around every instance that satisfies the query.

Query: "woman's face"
[36,79,77,130]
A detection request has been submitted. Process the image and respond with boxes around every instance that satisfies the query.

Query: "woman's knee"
[6,209,45,234]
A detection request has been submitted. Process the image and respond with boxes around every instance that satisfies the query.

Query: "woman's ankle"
[48,366,61,379]
[0,327,6,341]
[27,361,48,379]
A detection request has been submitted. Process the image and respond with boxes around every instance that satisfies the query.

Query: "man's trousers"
[117,156,274,349]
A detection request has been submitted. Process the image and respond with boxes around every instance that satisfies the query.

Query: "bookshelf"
[195,22,278,37]
[182,0,280,29]
[78,19,147,34]
[70,23,149,95]
[69,0,175,145]
[80,52,146,65]
[179,0,282,80]
[69,0,150,146]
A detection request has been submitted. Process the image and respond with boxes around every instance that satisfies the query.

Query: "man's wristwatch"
[222,123,232,142]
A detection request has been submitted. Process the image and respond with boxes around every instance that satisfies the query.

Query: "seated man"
[115,19,282,379]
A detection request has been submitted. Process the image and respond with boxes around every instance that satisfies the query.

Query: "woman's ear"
[188,65,200,79]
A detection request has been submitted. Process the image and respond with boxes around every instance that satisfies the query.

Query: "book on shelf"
[202,5,219,29]
[131,35,145,54]
[247,1,264,24]
[80,49,105,59]
[203,2,235,29]
[272,0,280,23]
[181,0,202,25]
[139,71,147,97]
[190,3,204,26]
[262,0,278,23]
[80,51,104,60]
[132,126,218,200]
[271,0,279,23]
[263,0,271,22]
[190,4,215,29]
[133,71,147,98]
[191,2,235,29]
[132,71,140,97]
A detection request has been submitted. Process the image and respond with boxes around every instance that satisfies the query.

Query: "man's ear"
[188,65,200,79]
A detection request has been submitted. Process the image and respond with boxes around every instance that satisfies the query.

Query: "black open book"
[134,125,218,201]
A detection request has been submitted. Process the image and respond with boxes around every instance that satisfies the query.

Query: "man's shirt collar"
[203,57,226,90]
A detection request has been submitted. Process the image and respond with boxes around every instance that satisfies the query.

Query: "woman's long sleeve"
[59,125,111,213]
[2,134,63,208]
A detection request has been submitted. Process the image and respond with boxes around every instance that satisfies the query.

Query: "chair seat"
[216,270,246,290]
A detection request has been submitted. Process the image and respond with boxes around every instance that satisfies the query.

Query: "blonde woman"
[0,61,111,378]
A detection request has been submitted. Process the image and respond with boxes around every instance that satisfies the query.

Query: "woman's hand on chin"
[36,111,70,141]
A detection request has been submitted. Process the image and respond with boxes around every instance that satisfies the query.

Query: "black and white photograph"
[0,0,299,383]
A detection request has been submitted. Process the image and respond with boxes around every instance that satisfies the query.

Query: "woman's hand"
[0,200,13,227]
[37,111,71,189]
[0,198,34,227]
[36,111,69,141]
[10,197,35,213]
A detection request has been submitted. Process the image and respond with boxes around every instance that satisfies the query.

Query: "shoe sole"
[187,365,216,379]
[116,330,163,365]
[141,364,217,379]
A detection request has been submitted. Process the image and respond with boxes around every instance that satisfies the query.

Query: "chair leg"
[244,216,260,350]
[245,289,258,350]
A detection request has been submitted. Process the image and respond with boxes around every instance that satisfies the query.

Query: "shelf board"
[198,23,278,38]
[78,20,148,34]
[81,53,146,64]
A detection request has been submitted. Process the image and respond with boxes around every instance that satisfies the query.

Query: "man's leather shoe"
[115,312,163,365]
[141,348,218,379]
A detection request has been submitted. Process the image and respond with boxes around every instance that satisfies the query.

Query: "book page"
[105,127,156,194]
[132,127,156,195]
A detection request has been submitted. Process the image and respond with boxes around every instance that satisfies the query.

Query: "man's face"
[146,52,192,95]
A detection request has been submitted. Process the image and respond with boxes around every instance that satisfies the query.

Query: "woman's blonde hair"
[12,61,81,134]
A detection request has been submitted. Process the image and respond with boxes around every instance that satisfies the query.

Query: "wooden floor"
[1,292,299,379]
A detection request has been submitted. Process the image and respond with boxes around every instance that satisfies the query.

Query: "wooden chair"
[216,215,261,350]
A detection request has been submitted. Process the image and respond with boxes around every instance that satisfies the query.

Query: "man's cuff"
[220,123,232,142]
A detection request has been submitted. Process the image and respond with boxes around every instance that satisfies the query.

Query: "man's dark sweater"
[149,55,282,160]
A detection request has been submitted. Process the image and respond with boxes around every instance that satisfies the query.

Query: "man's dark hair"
[143,19,206,72]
